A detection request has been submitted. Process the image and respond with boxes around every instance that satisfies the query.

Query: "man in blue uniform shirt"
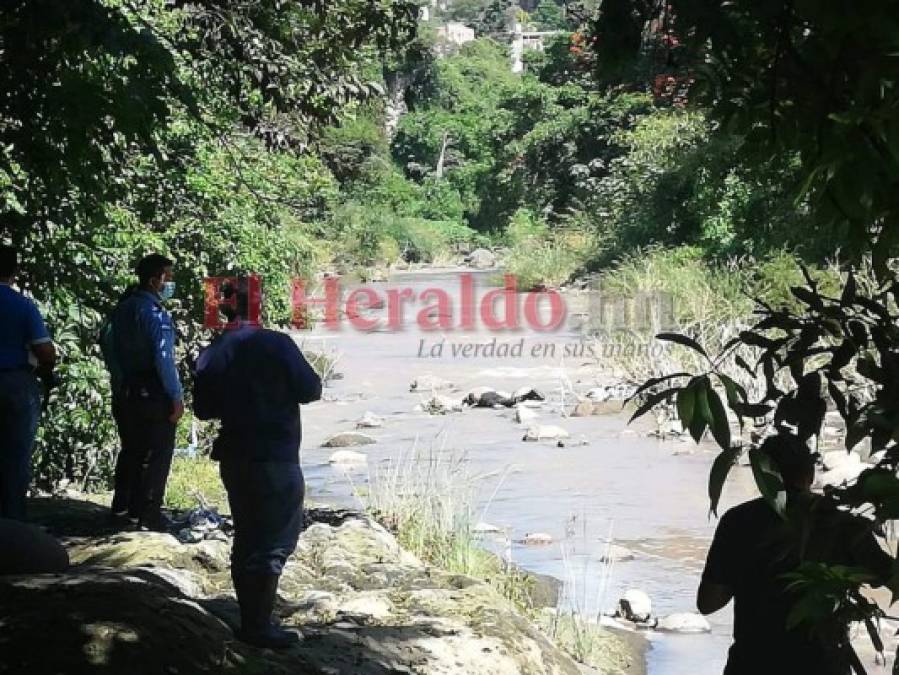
[194,283,321,648]
[0,245,56,520]
[108,254,184,531]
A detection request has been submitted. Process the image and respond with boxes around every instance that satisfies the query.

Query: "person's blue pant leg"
[220,459,304,577]
[0,371,41,521]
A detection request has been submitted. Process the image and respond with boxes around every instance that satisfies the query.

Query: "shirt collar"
[136,289,162,303]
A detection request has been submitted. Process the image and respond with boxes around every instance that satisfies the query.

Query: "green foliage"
[503,209,592,289]
[589,107,821,263]
[532,0,568,30]
[1,0,416,490]
[505,207,550,246]
[318,111,390,184]
[331,199,481,269]
[599,246,752,329]
[420,178,466,222]
[476,0,516,35]
[592,0,899,265]
[165,455,228,511]
[445,0,488,26]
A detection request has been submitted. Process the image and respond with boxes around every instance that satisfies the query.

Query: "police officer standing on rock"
[106,254,184,531]
[0,245,56,521]
[193,281,321,648]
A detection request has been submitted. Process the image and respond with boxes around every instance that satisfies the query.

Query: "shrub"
[165,455,228,511]
[502,209,593,289]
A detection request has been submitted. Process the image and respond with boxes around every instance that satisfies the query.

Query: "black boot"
[235,573,300,649]
[138,511,176,533]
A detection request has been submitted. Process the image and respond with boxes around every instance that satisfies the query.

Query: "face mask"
[159,281,176,301]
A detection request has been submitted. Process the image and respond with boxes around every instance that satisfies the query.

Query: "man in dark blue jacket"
[108,254,183,531]
[194,285,321,648]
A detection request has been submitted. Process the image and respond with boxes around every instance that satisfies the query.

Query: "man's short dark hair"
[219,278,250,323]
[0,245,18,278]
[136,254,174,285]
[761,433,816,487]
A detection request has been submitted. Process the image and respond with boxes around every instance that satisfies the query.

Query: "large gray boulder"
[466,248,497,269]
[0,518,69,575]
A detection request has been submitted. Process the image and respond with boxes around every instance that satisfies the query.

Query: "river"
[294,267,768,674]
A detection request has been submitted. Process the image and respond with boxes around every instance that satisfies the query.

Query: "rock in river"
[423,395,465,414]
[355,411,384,429]
[523,425,570,441]
[570,400,594,417]
[465,248,496,269]
[520,532,554,545]
[655,612,711,634]
[818,451,865,487]
[472,521,505,535]
[329,450,369,465]
[322,432,377,448]
[515,405,539,424]
[617,589,652,623]
[410,375,454,393]
[599,544,637,563]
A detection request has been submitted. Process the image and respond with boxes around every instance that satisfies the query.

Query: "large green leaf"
[708,447,741,517]
[627,372,691,403]
[676,381,697,428]
[656,332,709,360]
[749,447,786,518]
[689,378,711,443]
[628,386,679,424]
[706,385,732,451]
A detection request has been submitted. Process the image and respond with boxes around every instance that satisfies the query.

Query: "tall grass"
[591,247,861,435]
[592,247,848,389]
[502,209,595,290]
[360,438,536,611]
[592,246,757,401]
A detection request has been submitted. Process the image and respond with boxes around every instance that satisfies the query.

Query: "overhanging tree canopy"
[591,0,899,267]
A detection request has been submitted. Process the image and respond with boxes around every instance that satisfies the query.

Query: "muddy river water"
[293,268,781,674]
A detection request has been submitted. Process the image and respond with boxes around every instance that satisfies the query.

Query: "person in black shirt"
[699,433,896,675]
[194,284,321,648]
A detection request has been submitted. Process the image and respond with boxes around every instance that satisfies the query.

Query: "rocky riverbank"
[0,496,646,675]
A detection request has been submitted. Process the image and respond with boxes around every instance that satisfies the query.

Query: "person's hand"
[170,400,185,424]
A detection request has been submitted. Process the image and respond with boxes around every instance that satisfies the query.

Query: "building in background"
[510,23,565,73]
[436,21,477,47]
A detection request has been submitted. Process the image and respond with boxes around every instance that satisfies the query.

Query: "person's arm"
[31,342,56,374]
[280,335,322,404]
[698,511,736,615]
[138,304,184,422]
[25,300,56,376]
[697,580,734,615]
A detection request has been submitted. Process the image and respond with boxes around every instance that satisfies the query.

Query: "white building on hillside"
[436,21,476,46]
[511,23,566,73]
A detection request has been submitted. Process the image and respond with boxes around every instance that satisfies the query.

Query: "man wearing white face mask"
[107,253,183,531]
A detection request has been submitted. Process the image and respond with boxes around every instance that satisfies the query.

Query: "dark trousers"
[220,458,304,577]
[0,370,41,521]
[111,393,176,521]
